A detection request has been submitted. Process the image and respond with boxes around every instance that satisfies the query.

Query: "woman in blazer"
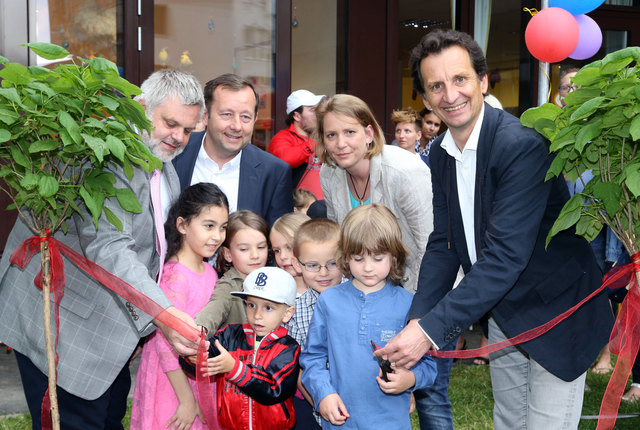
[316,94,433,293]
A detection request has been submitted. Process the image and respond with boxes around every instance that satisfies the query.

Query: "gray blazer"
[0,162,180,400]
[320,145,433,293]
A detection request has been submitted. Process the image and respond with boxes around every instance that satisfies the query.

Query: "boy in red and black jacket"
[181,267,300,430]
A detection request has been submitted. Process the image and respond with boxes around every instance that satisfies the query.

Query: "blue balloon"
[549,0,605,15]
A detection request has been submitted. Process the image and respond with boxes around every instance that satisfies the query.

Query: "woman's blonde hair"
[315,94,385,167]
[337,204,408,285]
[271,212,311,246]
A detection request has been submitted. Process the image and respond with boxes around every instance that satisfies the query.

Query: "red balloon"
[525,7,579,63]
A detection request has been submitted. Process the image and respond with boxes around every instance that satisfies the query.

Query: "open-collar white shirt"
[191,133,242,214]
[440,104,485,265]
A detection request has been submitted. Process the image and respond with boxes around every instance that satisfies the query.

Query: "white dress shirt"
[421,105,485,349]
[440,105,485,265]
[190,133,242,213]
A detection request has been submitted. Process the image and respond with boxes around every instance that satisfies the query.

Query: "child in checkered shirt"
[287,218,343,428]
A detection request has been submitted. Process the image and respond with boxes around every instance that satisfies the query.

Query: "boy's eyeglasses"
[297,258,339,272]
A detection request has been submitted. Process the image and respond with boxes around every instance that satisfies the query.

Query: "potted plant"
[0,43,160,428]
[521,46,640,429]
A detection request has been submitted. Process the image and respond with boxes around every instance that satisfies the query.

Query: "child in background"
[270,212,310,296]
[181,267,301,430]
[289,218,343,429]
[195,210,270,335]
[301,204,437,429]
[131,183,229,430]
[293,188,317,214]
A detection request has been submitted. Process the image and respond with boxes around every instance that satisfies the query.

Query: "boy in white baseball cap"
[181,266,300,429]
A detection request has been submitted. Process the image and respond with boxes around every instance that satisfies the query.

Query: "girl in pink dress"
[131,183,229,430]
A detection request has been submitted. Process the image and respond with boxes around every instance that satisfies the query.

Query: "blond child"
[293,188,317,214]
[195,210,269,334]
[270,212,310,296]
[180,267,300,430]
[301,204,437,429]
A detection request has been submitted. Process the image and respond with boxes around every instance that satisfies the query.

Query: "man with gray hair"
[0,69,204,429]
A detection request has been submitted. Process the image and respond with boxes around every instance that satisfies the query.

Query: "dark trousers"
[15,351,130,430]
[292,395,321,429]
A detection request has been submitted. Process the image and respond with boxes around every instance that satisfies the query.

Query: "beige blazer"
[320,145,433,293]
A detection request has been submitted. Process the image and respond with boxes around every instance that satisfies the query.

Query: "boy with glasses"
[289,218,343,428]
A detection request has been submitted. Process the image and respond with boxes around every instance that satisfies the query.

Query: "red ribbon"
[426,253,640,430]
[10,235,219,429]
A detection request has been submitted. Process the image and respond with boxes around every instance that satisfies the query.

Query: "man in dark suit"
[376,29,613,429]
[173,74,293,225]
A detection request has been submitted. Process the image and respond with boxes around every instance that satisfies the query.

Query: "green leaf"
[29,139,60,153]
[520,103,562,128]
[546,155,566,181]
[631,115,640,141]
[80,186,100,228]
[25,42,70,60]
[105,75,142,97]
[626,168,640,198]
[572,67,605,87]
[575,121,602,152]
[546,194,582,246]
[38,175,59,198]
[27,81,57,98]
[19,173,39,190]
[106,135,126,162]
[97,94,120,111]
[0,62,31,85]
[89,57,119,75]
[83,134,106,163]
[103,206,123,231]
[0,129,10,143]
[600,55,634,75]
[602,107,626,128]
[0,108,19,125]
[570,97,605,122]
[534,118,556,138]
[564,88,602,107]
[0,87,21,105]
[122,157,134,180]
[550,125,579,152]
[115,188,142,213]
[592,182,622,216]
[0,55,8,64]
[59,111,82,144]
[10,146,29,168]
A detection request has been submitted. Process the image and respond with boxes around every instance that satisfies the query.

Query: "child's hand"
[165,399,204,430]
[319,393,350,426]
[202,340,235,376]
[376,365,416,394]
[409,392,416,414]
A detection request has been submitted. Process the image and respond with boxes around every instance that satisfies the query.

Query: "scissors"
[370,340,393,382]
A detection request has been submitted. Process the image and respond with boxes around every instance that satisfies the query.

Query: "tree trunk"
[40,236,60,430]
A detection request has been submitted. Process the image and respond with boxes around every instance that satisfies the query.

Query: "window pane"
[154,0,276,147]
[33,0,123,68]
[291,0,338,96]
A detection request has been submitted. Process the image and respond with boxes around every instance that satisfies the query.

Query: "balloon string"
[523,7,538,17]
[539,63,552,103]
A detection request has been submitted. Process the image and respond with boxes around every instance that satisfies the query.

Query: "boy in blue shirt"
[300,204,436,429]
